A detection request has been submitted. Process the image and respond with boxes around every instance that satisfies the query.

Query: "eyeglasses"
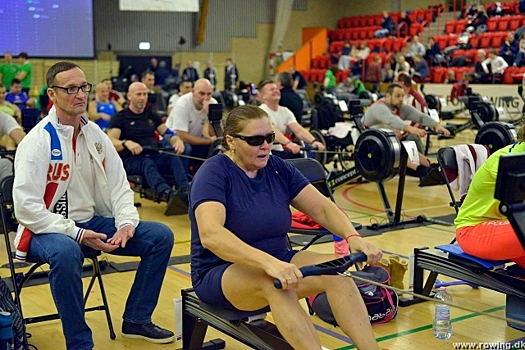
[232,132,275,146]
[51,83,92,95]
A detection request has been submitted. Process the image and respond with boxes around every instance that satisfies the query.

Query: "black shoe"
[122,321,175,344]
[164,189,189,216]
[419,164,446,187]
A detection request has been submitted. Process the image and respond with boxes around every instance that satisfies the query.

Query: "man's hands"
[81,225,135,252]
[170,136,185,154]
[123,140,143,155]
[405,125,427,137]
[81,230,119,252]
[434,124,451,137]
[285,142,302,154]
[107,225,135,248]
[311,140,326,151]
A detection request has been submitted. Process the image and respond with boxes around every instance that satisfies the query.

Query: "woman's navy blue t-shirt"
[189,153,310,285]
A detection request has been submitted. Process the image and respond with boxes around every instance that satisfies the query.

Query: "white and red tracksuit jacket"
[13,106,139,261]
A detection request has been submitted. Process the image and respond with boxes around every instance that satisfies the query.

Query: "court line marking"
[334,305,506,350]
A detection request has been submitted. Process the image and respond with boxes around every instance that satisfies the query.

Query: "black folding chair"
[0,176,116,339]
[287,158,361,250]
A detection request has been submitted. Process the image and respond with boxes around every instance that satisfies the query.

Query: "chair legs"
[85,257,116,340]
[17,257,116,340]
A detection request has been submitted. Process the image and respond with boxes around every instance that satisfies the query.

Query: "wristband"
[345,233,362,241]
[283,141,291,146]
[121,139,127,148]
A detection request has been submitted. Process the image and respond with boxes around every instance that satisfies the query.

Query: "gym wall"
[25,0,447,89]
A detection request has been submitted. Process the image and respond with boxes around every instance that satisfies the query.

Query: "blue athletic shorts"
[193,249,299,310]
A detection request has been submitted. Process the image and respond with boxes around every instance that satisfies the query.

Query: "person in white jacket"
[481,48,509,83]
[13,62,175,349]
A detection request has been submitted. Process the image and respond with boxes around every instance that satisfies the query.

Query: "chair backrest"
[287,158,334,201]
[437,144,490,213]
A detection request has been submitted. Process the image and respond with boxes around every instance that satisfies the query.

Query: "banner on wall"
[423,84,524,114]
[119,0,199,12]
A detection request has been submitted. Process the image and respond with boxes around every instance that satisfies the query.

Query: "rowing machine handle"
[273,252,367,289]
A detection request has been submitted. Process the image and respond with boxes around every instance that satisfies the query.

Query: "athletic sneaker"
[121,321,175,344]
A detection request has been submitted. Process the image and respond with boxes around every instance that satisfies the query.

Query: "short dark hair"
[0,83,4,89]
[10,79,21,86]
[276,72,293,88]
[179,80,192,88]
[257,80,274,93]
[396,72,412,87]
[18,52,28,59]
[386,83,403,96]
[141,70,154,79]
[46,61,80,87]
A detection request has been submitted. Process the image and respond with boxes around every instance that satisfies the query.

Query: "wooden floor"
[2,125,524,350]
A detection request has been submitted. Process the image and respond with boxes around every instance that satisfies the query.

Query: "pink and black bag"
[308,265,398,325]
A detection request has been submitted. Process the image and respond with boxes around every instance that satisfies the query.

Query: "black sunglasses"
[232,132,275,146]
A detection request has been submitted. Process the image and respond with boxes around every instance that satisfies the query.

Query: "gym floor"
[2,123,523,350]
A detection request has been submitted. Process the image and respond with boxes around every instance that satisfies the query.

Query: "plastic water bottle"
[433,286,452,339]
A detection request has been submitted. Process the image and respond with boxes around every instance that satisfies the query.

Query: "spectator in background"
[323,66,337,94]
[101,78,126,108]
[375,11,395,38]
[482,48,509,83]
[384,63,395,82]
[411,55,430,82]
[183,61,199,83]
[149,57,158,72]
[0,83,21,123]
[514,32,525,67]
[167,80,193,116]
[501,32,519,66]
[365,56,383,92]
[154,61,171,88]
[15,52,32,94]
[461,0,479,19]
[444,70,458,84]
[0,53,18,90]
[406,35,426,59]
[141,71,156,93]
[426,37,443,66]
[289,65,307,91]
[467,5,488,35]
[203,61,218,90]
[6,79,34,109]
[224,58,239,92]
[335,77,358,100]
[398,11,411,38]
[337,42,354,70]
[88,82,122,130]
[171,79,218,170]
[275,72,303,124]
[394,55,411,76]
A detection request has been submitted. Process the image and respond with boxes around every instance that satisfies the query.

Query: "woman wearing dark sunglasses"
[189,105,382,349]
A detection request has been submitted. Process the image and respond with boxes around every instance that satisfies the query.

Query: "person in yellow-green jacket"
[455,125,525,268]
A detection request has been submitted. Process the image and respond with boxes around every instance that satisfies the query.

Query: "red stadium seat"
[497,17,510,32]
[487,18,498,32]
[469,34,480,48]
[509,16,521,31]
[447,35,459,47]
[435,35,448,51]
[503,66,519,84]
[456,20,467,33]
[445,21,456,34]
[431,67,447,83]
[479,32,493,48]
